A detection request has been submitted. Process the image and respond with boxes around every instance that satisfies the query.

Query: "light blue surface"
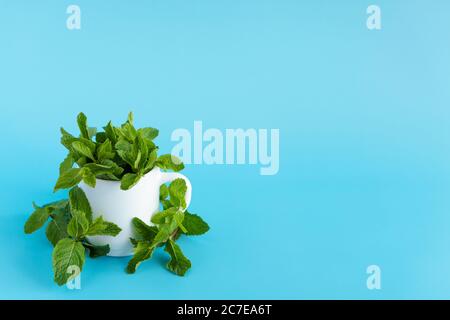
[1,0,450,299]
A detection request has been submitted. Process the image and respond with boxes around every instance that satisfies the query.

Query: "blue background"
[1,0,450,299]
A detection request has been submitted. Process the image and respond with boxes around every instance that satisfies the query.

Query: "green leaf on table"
[86,216,121,236]
[169,178,187,208]
[164,239,191,276]
[67,209,89,239]
[155,154,184,172]
[69,186,92,222]
[24,203,50,234]
[182,211,210,236]
[126,241,154,274]
[52,238,85,286]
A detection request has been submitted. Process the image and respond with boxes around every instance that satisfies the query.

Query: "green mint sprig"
[127,179,209,276]
[24,186,121,285]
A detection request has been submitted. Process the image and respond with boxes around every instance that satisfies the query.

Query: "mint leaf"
[127,111,134,125]
[54,168,84,192]
[94,160,123,181]
[77,112,90,139]
[155,154,184,172]
[59,154,74,174]
[42,199,69,210]
[120,173,141,190]
[24,203,50,234]
[161,200,172,210]
[67,209,89,239]
[143,149,157,173]
[46,205,71,246]
[103,121,117,144]
[164,239,191,276]
[159,184,169,200]
[151,222,176,247]
[87,127,97,139]
[52,238,85,286]
[182,211,210,236]
[151,207,177,224]
[60,127,77,150]
[119,123,138,142]
[129,238,138,247]
[83,241,110,258]
[117,150,136,169]
[97,139,114,161]
[169,178,187,208]
[69,186,92,222]
[138,127,159,140]
[72,141,95,161]
[95,132,107,143]
[126,241,154,274]
[134,150,142,170]
[86,216,121,236]
[83,163,114,175]
[131,217,158,242]
[173,210,187,233]
[81,167,96,188]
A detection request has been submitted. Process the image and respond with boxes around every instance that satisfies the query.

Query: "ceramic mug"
[79,167,192,257]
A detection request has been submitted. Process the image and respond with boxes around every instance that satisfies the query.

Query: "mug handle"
[159,172,192,210]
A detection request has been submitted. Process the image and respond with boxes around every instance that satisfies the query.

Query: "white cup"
[79,167,192,257]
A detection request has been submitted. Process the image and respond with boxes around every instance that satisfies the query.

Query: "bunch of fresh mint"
[24,112,209,286]
[55,112,183,191]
